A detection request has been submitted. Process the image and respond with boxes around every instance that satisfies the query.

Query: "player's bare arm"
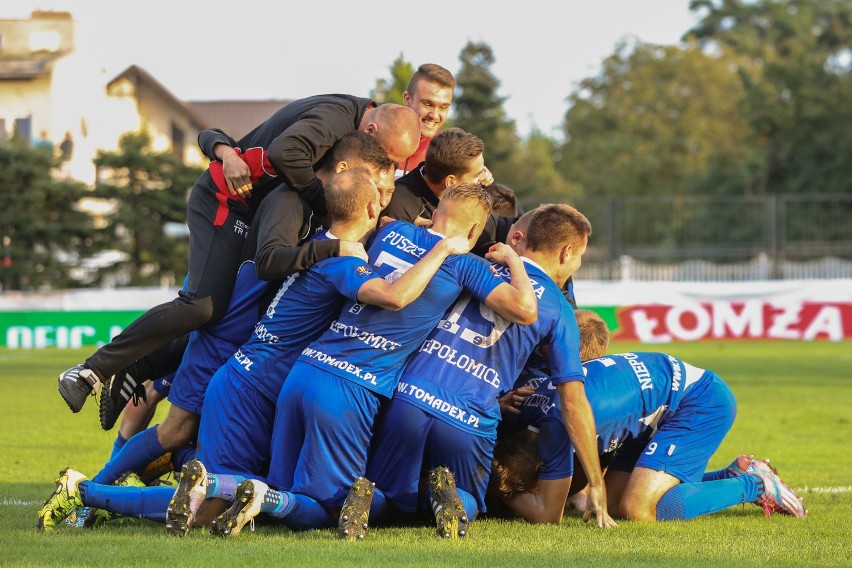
[482,243,538,325]
[557,381,618,529]
[356,236,472,310]
[504,477,573,524]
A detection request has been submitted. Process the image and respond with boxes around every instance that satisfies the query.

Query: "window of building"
[14,116,32,142]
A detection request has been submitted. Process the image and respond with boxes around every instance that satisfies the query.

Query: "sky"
[6,1,703,138]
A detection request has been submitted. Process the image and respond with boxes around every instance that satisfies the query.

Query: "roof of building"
[107,65,209,131]
[186,99,292,140]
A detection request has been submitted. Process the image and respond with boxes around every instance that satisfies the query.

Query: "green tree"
[507,129,578,210]
[0,138,98,290]
[91,131,201,286]
[379,53,415,105]
[558,40,759,198]
[452,41,520,186]
[686,0,852,194]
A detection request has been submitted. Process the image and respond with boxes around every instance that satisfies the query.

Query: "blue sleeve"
[318,258,382,303]
[537,421,575,480]
[547,305,585,386]
[452,254,503,302]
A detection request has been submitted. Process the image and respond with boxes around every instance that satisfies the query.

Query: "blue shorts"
[168,330,239,415]
[367,398,494,515]
[267,363,381,509]
[152,373,174,397]
[610,372,737,483]
[196,364,275,482]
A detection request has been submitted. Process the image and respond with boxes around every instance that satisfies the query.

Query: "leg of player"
[210,483,338,537]
[618,467,683,521]
[111,380,167,458]
[654,460,807,520]
[36,468,175,530]
[92,406,198,486]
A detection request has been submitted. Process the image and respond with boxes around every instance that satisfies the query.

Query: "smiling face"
[404,79,454,139]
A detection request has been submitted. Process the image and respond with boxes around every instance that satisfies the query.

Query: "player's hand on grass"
[440,236,474,256]
[339,241,369,262]
[221,149,253,198]
[498,386,535,415]
[584,485,618,528]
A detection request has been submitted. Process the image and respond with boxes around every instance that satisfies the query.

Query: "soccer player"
[96,132,395,434]
[490,310,808,523]
[88,134,399,490]
[165,171,473,535]
[209,183,538,538]
[383,127,492,227]
[363,204,614,539]
[57,96,420,418]
[35,169,466,531]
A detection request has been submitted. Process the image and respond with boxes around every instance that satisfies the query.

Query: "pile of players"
[36,64,807,539]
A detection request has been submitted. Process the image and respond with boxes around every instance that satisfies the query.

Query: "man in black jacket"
[58,96,419,417]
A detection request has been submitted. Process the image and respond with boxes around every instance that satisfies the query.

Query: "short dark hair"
[328,131,394,172]
[406,63,456,94]
[525,204,592,253]
[486,183,520,217]
[424,128,484,184]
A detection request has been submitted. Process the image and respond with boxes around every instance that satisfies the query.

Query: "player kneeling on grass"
[490,310,807,523]
[360,204,615,539]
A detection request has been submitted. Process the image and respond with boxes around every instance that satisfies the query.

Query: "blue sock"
[260,488,289,514]
[79,480,174,523]
[206,473,245,501]
[369,487,388,523]
[457,488,479,522]
[93,426,164,485]
[656,476,761,521]
[110,433,128,459]
[171,446,196,471]
[702,468,733,482]
[268,492,335,531]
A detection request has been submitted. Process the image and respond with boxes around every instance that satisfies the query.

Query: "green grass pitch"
[1,342,850,567]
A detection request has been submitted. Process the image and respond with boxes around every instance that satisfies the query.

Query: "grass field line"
[2,498,40,506]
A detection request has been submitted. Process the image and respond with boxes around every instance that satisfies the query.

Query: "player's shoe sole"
[210,479,265,537]
[165,459,208,537]
[99,363,144,431]
[36,468,87,530]
[746,462,807,518]
[58,364,98,413]
[339,477,374,540]
[428,466,468,539]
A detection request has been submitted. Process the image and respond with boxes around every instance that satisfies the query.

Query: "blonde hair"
[575,309,611,361]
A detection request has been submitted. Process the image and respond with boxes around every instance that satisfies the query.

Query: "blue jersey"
[394,259,584,438]
[224,231,382,403]
[296,221,504,398]
[519,352,710,480]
